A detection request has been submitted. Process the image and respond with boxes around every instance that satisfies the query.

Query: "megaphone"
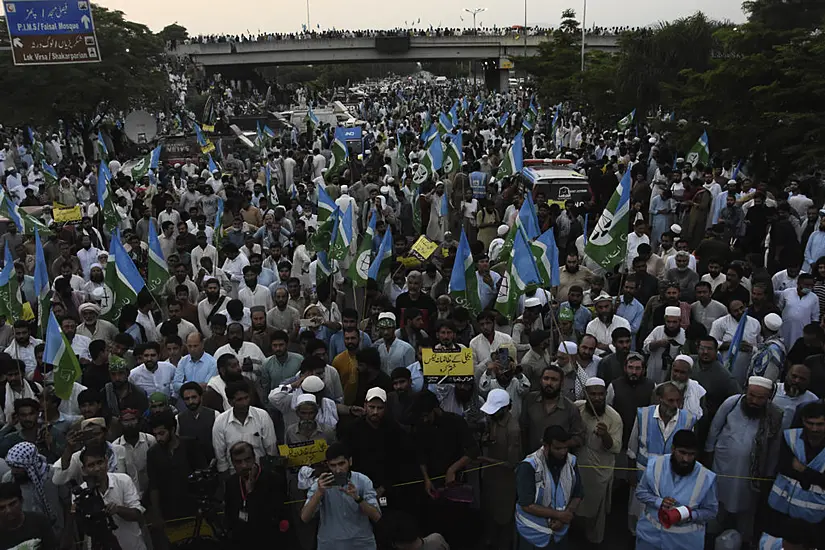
[658,506,691,528]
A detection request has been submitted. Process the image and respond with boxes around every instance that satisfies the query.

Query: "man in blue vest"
[636,429,718,550]
[514,425,583,549]
[627,382,696,532]
[764,400,825,550]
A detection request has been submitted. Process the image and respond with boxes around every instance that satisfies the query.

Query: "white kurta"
[778,288,819,346]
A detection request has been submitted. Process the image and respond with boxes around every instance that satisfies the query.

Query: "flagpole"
[580,0,587,72]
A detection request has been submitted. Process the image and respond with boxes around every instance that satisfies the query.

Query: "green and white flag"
[101,230,146,323]
[617,109,636,131]
[495,228,543,320]
[97,164,119,234]
[0,192,50,236]
[325,128,349,183]
[329,206,353,262]
[123,145,161,182]
[96,130,108,162]
[41,160,58,187]
[686,131,710,167]
[308,209,337,253]
[584,169,632,270]
[495,131,523,180]
[444,131,463,176]
[147,220,168,301]
[413,134,443,185]
[0,243,23,322]
[349,211,376,288]
[43,311,81,400]
[449,229,482,317]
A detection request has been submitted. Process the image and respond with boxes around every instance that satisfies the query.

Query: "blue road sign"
[4,0,101,65]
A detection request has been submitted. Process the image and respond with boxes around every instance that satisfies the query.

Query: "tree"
[0,5,169,154]
[519,10,582,105]
[159,23,189,43]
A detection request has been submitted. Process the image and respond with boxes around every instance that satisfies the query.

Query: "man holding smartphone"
[301,442,382,549]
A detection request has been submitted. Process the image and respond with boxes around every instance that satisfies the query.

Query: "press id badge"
[239,509,249,522]
[379,496,388,507]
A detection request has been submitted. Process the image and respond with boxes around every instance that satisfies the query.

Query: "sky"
[97,0,747,35]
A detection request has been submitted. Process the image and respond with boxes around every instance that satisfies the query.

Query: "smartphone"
[333,472,350,487]
[499,347,510,364]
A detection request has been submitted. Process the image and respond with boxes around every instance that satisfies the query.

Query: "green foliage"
[159,23,189,42]
[519,10,583,105]
[0,5,169,129]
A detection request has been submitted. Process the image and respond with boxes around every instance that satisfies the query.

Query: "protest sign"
[52,205,82,224]
[278,439,329,467]
[422,347,474,383]
[410,236,438,261]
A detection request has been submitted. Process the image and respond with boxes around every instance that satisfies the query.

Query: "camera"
[72,484,119,548]
[188,468,219,504]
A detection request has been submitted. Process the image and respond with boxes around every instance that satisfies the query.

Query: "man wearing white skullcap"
[748,312,786,382]
[710,299,761,385]
[705,375,783,544]
[488,225,510,263]
[585,294,630,356]
[573,376,623,545]
[669,355,706,420]
[642,306,686,384]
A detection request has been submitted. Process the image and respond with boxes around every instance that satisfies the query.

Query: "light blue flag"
[368,227,393,281]
[149,145,161,170]
[263,125,276,139]
[448,229,482,316]
[449,102,459,124]
[532,228,560,287]
[112,233,146,293]
[732,159,742,180]
[440,192,449,216]
[519,193,540,240]
[724,309,749,372]
[33,228,50,337]
[97,130,108,158]
[43,311,81,400]
[438,112,453,133]
[462,97,469,114]
[318,184,336,222]
[427,132,443,171]
[495,228,543,318]
[421,122,437,144]
[207,154,219,174]
[3,196,23,232]
[193,122,208,148]
[474,102,484,120]
[499,112,510,128]
[214,197,225,248]
[41,161,58,185]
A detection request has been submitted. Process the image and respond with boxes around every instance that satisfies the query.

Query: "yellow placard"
[398,256,420,268]
[201,142,216,154]
[278,439,329,467]
[410,236,438,261]
[201,124,215,133]
[422,347,474,383]
[52,205,82,223]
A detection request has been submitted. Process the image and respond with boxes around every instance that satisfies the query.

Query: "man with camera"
[77,444,146,550]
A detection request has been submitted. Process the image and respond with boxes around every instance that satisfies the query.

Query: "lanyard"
[239,466,261,508]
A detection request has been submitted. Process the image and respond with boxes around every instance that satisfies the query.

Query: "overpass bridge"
[172,33,620,67]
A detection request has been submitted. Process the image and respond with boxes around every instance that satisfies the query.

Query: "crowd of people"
[0,73,823,550]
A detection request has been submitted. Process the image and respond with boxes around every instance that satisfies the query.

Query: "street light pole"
[524,0,528,58]
[306,0,311,31]
[464,7,486,34]
[580,0,587,71]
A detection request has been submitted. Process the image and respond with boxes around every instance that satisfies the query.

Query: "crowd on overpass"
[182,25,627,46]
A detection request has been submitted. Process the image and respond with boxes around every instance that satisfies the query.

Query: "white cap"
[497,224,509,237]
[524,297,541,308]
[593,293,613,304]
[674,354,694,367]
[341,184,349,193]
[728,179,738,185]
[670,224,682,235]
[558,341,577,355]
[585,377,605,388]
[366,387,387,402]
[301,375,325,393]
[748,376,774,390]
[377,312,397,327]
[665,306,681,318]
[480,388,510,414]
[294,394,318,409]
[380,185,390,195]
[764,313,782,332]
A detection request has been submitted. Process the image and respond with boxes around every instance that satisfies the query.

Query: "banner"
[278,439,329,467]
[422,348,474,383]
[52,205,82,224]
[410,236,438,261]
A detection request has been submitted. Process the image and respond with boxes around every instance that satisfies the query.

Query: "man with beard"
[478,389,521,549]
[215,323,266,389]
[763,401,825,550]
[705,376,783,545]
[81,263,106,299]
[512,298,544,360]
[749,313,786,382]
[585,294,630,355]
[636,429,718,550]
[573,378,622,546]
[747,282,780,325]
[172,382,218,458]
[0,398,64,463]
[415,390,479,546]
[267,286,301,342]
[615,278,644,347]
[197,278,228,339]
[159,300,198,343]
[710,299,761,386]
[204,353,262,413]
[669,355,707,420]
[396,271,437,330]
[597,327,632,387]
[104,359,149,419]
[128,343,176,403]
[77,302,118,346]
[52,417,127,485]
[520,330,552,390]
[557,253,593,304]
[4,321,42,381]
[803,208,825,272]
[244,306,275,359]
[522,364,585,452]
[643,306,686,384]
[772,364,818,430]
[2,441,65,538]
[778,272,820,347]
[261,330,303,398]
[559,285,592,336]
[351,347,393,412]
[515,425,583,549]
[478,343,531,419]
[690,336,740,423]
[285,395,336,445]
[331,326,362,406]
[374,312,415,377]
[340,387,402,503]
[112,408,155,498]
[711,263,751,307]
[690,281,727,334]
